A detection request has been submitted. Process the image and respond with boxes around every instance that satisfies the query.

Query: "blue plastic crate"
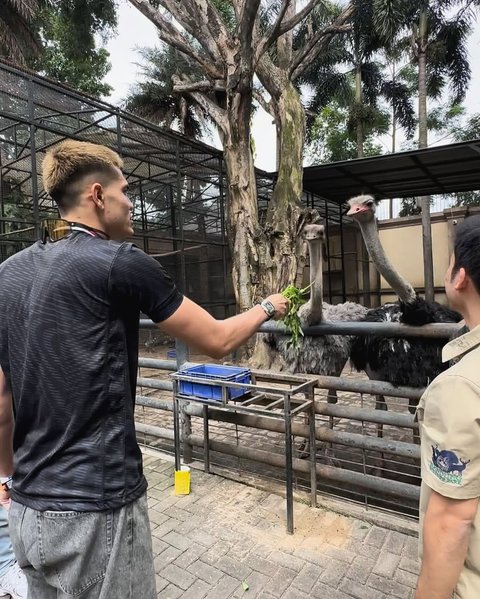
[176,364,251,401]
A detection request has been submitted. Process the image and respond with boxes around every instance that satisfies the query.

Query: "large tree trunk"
[223,137,263,312]
[219,24,264,315]
[264,81,311,292]
[417,9,434,302]
[250,70,317,369]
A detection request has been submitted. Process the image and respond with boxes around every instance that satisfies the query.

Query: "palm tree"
[124,45,212,139]
[300,0,415,159]
[374,0,473,300]
[0,0,42,64]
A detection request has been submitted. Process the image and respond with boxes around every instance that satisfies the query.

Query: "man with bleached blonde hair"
[0,140,289,598]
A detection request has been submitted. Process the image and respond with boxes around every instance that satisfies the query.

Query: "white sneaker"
[0,561,27,599]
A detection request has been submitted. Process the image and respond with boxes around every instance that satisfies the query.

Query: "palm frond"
[381,79,416,138]
[124,43,212,140]
[0,0,42,64]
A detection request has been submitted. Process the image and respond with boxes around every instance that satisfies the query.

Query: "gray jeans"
[8,494,156,599]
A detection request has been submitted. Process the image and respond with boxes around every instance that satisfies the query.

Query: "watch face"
[262,300,275,317]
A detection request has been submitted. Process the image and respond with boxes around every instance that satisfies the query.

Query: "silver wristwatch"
[260,299,276,320]
[0,476,12,492]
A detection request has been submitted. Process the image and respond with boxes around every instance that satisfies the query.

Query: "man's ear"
[90,183,104,210]
[454,267,468,291]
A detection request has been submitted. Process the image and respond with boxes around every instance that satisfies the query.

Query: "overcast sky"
[104,1,480,173]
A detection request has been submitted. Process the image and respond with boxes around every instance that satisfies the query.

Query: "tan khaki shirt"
[418,325,480,599]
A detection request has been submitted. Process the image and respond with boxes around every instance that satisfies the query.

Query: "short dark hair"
[452,215,480,293]
[42,140,123,211]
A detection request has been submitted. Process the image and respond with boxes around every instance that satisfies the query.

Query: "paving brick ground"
[144,451,419,599]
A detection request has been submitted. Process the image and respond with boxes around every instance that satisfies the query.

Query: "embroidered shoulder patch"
[429,445,470,485]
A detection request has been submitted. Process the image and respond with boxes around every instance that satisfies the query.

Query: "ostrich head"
[346,194,378,223]
[302,223,324,243]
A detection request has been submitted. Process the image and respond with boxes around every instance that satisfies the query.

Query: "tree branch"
[173,80,226,93]
[256,50,284,102]
[291,4,354,80]
[174,82,228,135]
[157,0,224,65]
[127,0,223,79]
[253,89,274,119]
[189,0,233,62]
[257,0,321,62]
[276,0,320,37]
[238,0,262,50]
[255,0,292,62]
[230,0,241,20]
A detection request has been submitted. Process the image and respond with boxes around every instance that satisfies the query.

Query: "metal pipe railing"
[188,434,420,502]
[135,422,174,441]
[135,395,419,459]
[138,357,176,371]
[136,369,424,404]
[132,419,420,503]
[139,318,461,338]
[137,377,173,392]
[315,374,424,401]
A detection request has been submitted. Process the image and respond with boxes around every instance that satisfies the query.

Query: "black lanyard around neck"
[41,219,109,243]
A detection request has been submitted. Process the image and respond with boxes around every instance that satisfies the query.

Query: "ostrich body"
[273,224,368,402]
[347,195,462,409]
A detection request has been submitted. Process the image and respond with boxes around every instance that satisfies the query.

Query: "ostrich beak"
[347,204,369,216]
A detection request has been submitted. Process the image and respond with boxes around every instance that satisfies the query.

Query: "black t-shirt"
[0,232,183,511]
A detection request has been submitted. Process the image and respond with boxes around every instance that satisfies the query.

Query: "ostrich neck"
[307,238,323,324]
[360,220,416,303]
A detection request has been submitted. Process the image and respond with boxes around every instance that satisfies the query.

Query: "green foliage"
[307,104,384,164]
[373,0,473,106]
[450,112,480,143]
[33,7,112,96]
[125,45,211,138]
[281,283,313,349]
[211,0,236,30]
[32,1,116,96]
[443,111,480,208]
[398,198,422,217]
[427,104,465,133]
[1,0,116,96]
[301,0,416,154]
[452,191,480,207]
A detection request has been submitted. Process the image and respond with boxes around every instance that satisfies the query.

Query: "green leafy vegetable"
[281,282,313,349]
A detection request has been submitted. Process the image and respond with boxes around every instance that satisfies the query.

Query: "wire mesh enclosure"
[0,60,364,314]
[0,60,235,315]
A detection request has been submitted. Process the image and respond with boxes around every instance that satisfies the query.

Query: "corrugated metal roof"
[301,140,480,203]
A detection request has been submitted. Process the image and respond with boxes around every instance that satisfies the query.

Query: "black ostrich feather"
[350,300,460,402]
[399,296,462,326]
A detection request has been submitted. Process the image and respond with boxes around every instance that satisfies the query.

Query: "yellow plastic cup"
[174,465,191,495]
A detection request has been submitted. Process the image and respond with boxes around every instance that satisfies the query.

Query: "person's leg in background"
[0,508,27,599]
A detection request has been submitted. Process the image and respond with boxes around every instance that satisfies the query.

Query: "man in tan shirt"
[416,215,480,599]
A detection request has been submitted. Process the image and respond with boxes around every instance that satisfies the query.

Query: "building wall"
[323,206,480,307]
[375,206,479,305]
